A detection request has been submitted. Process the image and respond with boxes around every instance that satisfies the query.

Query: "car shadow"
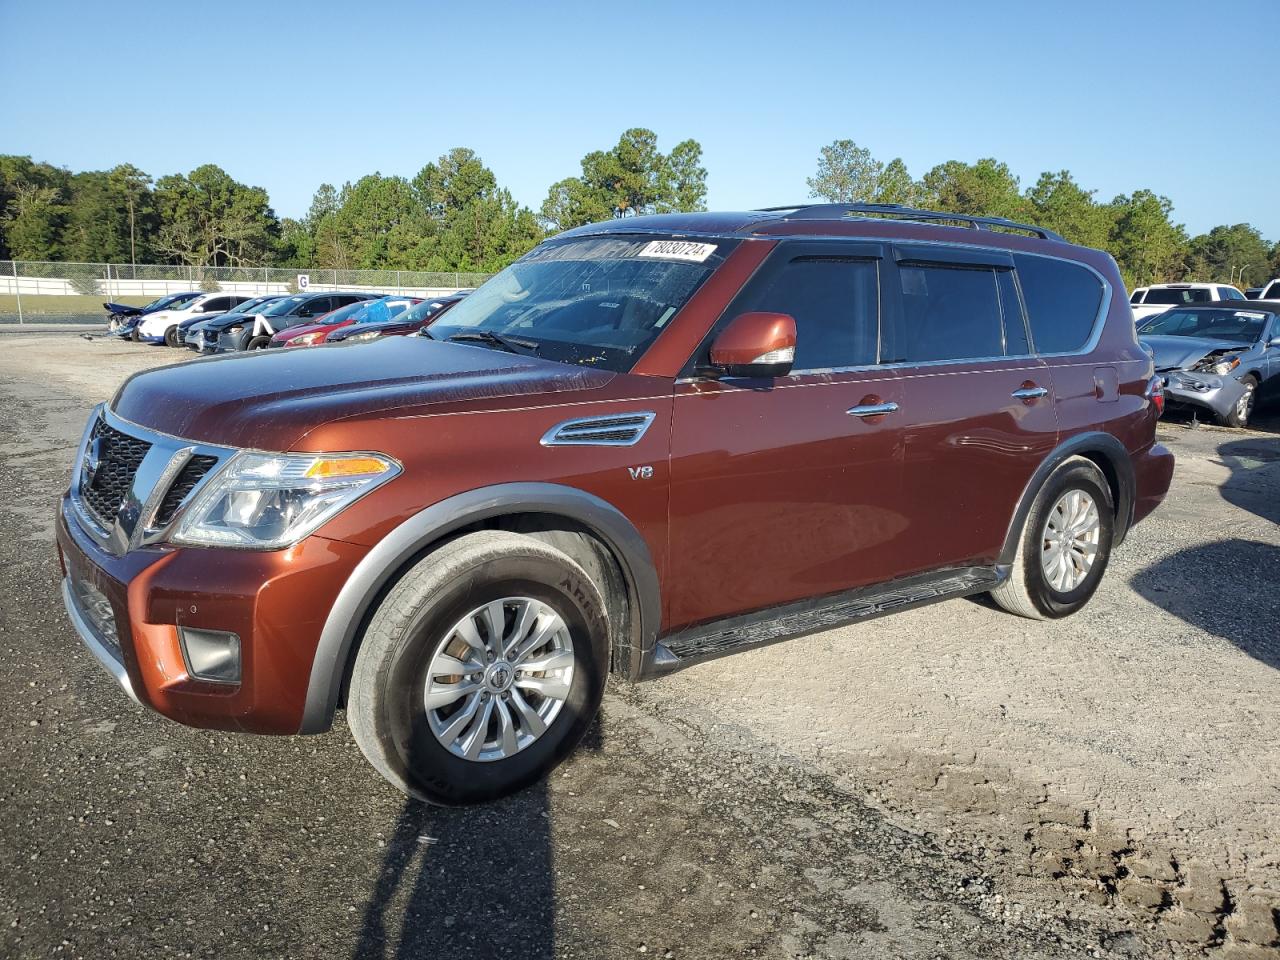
[1213,435,1280,525]
[1132,539,1280,671]
[350,714,605,959]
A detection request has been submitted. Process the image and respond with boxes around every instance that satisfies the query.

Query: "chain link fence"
[1,261,495,322]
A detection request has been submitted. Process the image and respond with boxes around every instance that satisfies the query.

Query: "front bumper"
[1160,370,1248,419]
[137,333,167,344]
[56,496,369,734]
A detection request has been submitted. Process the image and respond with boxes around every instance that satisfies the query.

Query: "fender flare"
[298,482,661,733]
[999,432,1136,565]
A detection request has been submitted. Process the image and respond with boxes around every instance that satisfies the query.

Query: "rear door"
[885,243,1058,573]
[666,241,908,630]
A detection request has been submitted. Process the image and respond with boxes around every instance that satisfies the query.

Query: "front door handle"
[847,402,900,417]
[1011,386,1049,400]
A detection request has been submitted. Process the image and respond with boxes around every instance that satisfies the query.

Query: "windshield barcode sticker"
[1236,311,1266,319]
[637,240,718,262]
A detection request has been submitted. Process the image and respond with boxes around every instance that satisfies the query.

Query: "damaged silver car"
[1138,302,1280,427]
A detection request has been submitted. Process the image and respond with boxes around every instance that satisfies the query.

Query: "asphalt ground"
[1,333,1277,960]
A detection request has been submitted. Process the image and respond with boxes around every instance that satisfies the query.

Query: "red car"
[57,203,1173,805]
[268,296,422,348]
[325,293,469,343]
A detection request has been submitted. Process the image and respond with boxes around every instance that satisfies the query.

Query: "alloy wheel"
[423,597,575,762]
[1040,489,1101,592]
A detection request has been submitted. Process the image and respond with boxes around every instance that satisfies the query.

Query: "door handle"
[847,402,900,417]
[1011,386,1049,400]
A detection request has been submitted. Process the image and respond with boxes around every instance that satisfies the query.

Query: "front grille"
[69,574,121,656]
[154,454,219,526]
[80,418,151,526]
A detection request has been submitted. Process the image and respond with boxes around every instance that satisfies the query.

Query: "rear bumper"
[1132,441,1175,527]
[56,496,369,734]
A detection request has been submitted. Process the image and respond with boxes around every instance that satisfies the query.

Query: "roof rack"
[756,203,1065,242]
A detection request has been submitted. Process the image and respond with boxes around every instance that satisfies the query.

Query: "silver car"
[1139,302,1280,427]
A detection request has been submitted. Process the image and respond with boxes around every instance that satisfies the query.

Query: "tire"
[990,456,1115,620]
[1217,375,1257,429]
[246,335,271,350]
[130,327,141,342]
[164,326,180,348]
[346,530,609,805]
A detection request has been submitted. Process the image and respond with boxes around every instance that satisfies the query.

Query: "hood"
[271,318,348,342]
[202,310,262,332]
[1140,334,1247,371]
[110,336,616,449]
[329,318,414,340]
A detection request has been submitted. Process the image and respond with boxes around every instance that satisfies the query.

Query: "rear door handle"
[1011,386,1049,400]
[847,402,900,417]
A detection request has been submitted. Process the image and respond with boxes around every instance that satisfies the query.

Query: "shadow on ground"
[1213,434,1280,525]
[351,717,604,959]
[1133,538,1280,670]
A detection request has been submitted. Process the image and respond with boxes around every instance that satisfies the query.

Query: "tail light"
[1145,376,1165,417]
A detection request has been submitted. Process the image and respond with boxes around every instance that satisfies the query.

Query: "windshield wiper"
[445,330,540,356]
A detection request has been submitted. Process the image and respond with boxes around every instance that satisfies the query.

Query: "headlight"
[343,330,382,343]
[170,452,400,549]
[1209,357,1240,376]
[286,332,323,347]
[227,324,242,335]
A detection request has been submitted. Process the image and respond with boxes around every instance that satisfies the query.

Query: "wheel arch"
[999,432,1136,566]
[298,482,660,734]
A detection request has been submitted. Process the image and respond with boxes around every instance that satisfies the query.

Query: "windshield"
[262,295,308,317]
[1145,288,1211,305]
[426,236,737,371]
[1140,308,1269,344]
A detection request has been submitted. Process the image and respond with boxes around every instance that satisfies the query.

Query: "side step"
[648,565,1005,675]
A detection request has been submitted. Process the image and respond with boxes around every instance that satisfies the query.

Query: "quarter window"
[1014,254,1104,354]
[893,264,1006,362]
[741,257,879,371]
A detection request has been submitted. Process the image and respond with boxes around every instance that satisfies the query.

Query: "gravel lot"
[1,331,1277,960]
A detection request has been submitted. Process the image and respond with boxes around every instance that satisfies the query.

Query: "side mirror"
[707,312,797,379]
[1269,337,1280,349]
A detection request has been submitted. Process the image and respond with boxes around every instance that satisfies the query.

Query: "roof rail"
[756,203,1065,242]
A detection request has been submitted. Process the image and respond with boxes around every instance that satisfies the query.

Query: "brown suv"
[56,204,1174,804]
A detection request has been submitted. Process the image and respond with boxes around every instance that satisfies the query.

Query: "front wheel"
[245,335,271,350]
[1217,375,1257,429]
[990,457,1115,620]
[164,326,181,348]
[346,531,609,805]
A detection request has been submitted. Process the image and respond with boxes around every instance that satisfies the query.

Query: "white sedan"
[135,293,256,346]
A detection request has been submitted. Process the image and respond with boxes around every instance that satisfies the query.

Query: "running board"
[646,565,1005,676]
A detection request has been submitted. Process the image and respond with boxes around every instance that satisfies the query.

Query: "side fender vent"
[541,412,657,447]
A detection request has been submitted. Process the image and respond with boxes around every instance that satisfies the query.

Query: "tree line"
[2,132,1276,290]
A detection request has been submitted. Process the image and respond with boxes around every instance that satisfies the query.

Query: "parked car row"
[104,290,471,353]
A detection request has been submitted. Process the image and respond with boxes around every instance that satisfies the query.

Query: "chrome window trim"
[677,237,1112,380]
[68,404,236,556]
[540,411,657,447]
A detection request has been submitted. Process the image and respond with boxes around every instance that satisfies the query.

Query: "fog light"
[179,627,241,683]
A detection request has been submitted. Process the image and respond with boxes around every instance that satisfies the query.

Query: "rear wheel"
[990,457,1114,620]
[1218,375,1257,429]
[346,531,609,805]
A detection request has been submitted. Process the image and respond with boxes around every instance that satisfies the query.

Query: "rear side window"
[894,265,1005,362]
[1014,254,1105,354]
[1220,287,1245,301]
[743,257,879,371]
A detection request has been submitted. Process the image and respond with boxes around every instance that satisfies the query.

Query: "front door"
[666,243,910,631]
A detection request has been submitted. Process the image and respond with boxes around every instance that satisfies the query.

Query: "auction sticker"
[1236,311,1266,319]
[637,240,718,262]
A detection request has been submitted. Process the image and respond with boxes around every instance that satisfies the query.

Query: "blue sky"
[2,0,1277,242]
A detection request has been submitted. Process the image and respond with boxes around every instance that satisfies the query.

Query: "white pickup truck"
[1257,278,1280,301]
[1129,282,1247,322]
